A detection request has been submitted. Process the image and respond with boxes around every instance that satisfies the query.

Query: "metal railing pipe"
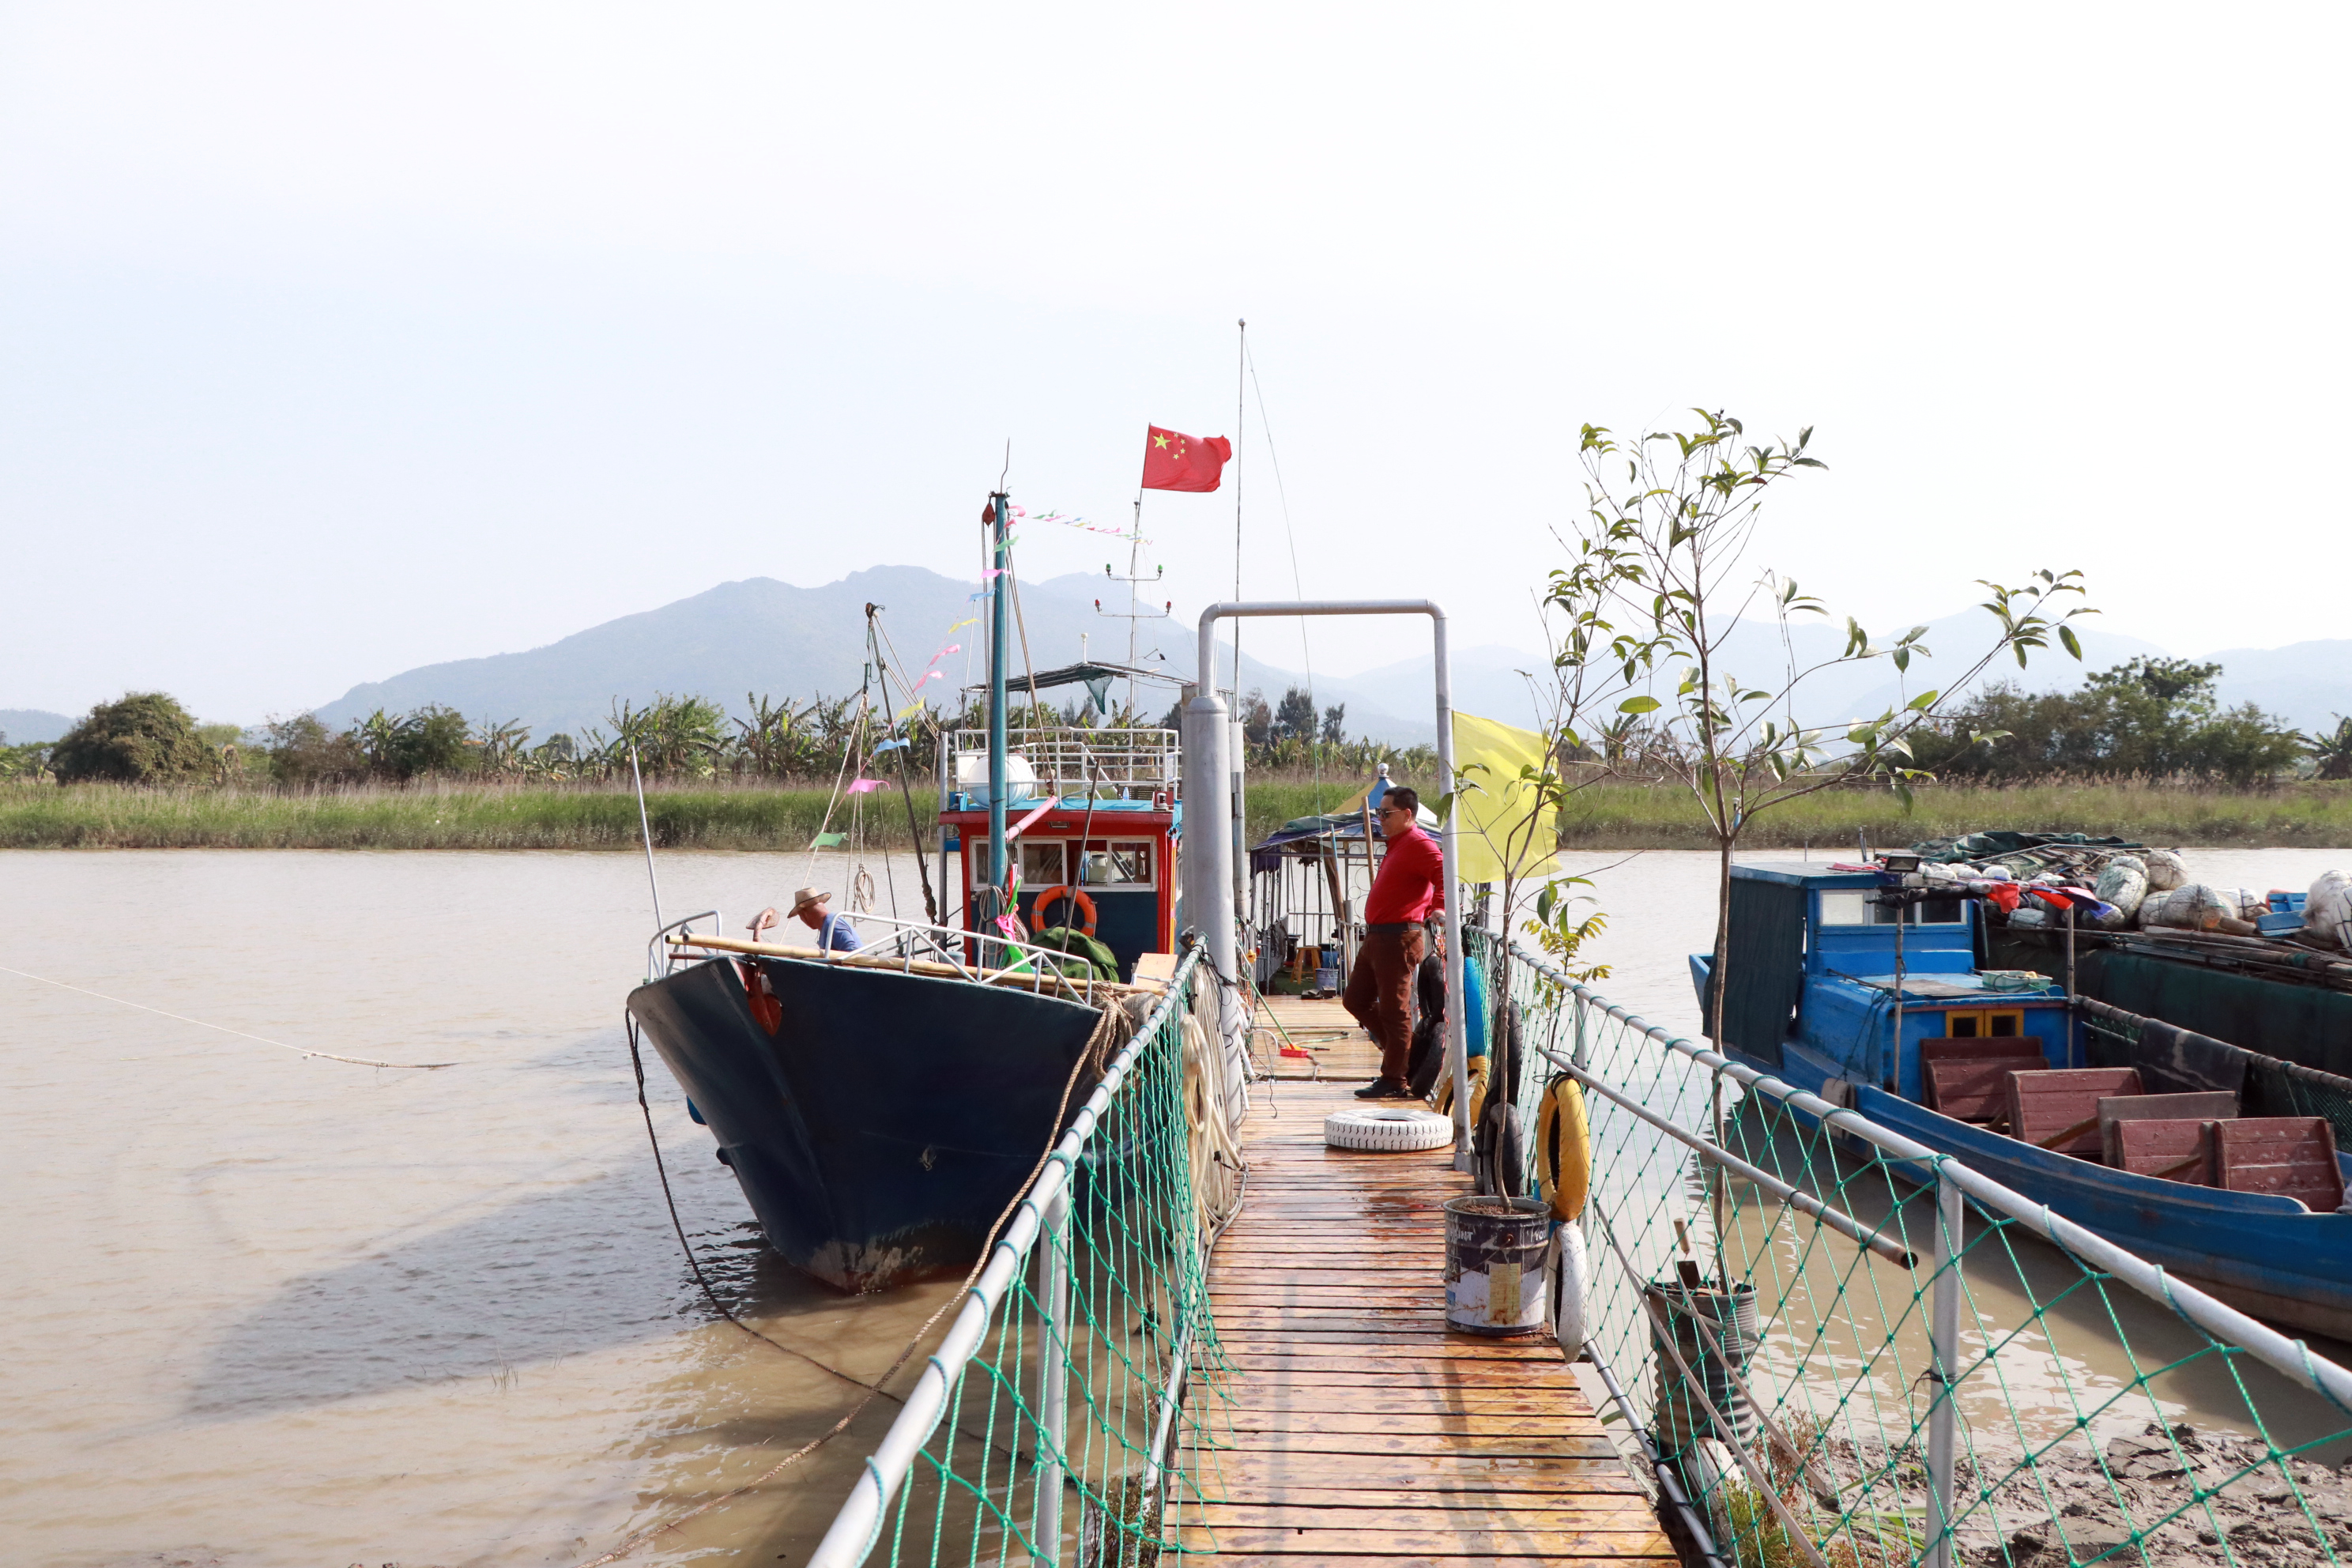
[1541,1050,1918,1268]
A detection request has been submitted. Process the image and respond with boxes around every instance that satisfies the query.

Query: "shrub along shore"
[6,778,2352,853]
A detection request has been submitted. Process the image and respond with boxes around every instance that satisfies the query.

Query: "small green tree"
[266,713,368,786]
[396,706,474,777]
[2313,716,2352,782]
[51,692,211,784]
[1546,411,2094,1048]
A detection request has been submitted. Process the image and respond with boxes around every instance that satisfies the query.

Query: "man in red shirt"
[1344,786,1446,1099]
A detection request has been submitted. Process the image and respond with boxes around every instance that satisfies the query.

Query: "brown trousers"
[1343,925,1426,1086]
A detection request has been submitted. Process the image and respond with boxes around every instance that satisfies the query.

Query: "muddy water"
[0,849,958,1568]
[3,845,2347,1566]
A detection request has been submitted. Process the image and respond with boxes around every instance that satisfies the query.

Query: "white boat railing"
[951,726,1178,799]
[665,906,1124,1004]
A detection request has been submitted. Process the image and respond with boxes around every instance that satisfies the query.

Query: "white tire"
[1324,1106,1453,1152]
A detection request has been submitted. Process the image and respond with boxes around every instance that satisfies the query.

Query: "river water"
[3,844,2348,1565]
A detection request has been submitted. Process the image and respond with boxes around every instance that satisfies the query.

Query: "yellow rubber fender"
[1535,1075,1592,1223]
[1432,1053,1491,1124]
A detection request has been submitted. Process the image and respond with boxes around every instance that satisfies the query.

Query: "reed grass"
[0,781,895,851]
[6,776,2350,852]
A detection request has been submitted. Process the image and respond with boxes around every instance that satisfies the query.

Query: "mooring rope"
[581,999,1130,1567]
[0,963,457,1069]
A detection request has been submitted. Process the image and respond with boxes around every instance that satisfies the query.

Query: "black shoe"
[1354,1079,1413,1100]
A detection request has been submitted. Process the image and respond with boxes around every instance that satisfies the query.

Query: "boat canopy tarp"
[965,660,1183,698]
[1249,811,1369,876]
[2082,948,2352,1082]
[1910,830,2143,864]
[1247,789,1439,877]
[1704,877,1807,1065]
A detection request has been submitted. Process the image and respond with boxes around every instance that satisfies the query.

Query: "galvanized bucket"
[1443,1195,1550,1336]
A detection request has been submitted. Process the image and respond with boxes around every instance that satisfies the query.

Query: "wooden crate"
[2097,1091,2237,1167]
[2109,1118,2215,1185]
[2007,1068,2143,1156]
[2213,1118,2346,1212]
[1920,1038,2046,1124]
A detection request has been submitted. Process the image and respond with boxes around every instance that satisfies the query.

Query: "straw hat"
[790,887,831,916]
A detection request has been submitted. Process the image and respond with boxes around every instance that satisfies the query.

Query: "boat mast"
[986,491,1013,914]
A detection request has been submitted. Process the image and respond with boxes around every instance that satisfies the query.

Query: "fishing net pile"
[1912,831,2352,954]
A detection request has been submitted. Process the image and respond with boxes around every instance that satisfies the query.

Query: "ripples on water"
[3,844,2346,1562]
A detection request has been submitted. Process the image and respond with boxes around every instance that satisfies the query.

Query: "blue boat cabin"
[1690,861,2075,1103]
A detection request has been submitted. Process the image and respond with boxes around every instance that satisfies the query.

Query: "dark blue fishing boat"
[1691,861,2352,1338]
[626,493,1184,1291]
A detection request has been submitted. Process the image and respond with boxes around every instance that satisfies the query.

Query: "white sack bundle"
[2092,856,2148,929]
[2309,872,2352,953]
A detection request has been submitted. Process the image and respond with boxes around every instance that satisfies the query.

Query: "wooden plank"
[1221,1412,1604,1437]
[1192,1431,1623,1458]
[1205,1370,1584,1391]
[2108,1116,2214,1183]
[2008,1066,2142,1155]
[1184,1465,1648,1499]
[1170,1552,1675,1566]
[1211,1339,1559,1359]
[1180,1526,1674,1555]
[1212,1394,1584,1416]
[1182,1449,1640,1478]
[2214,1117,2346,1209]
[1187,1502,1649,1527]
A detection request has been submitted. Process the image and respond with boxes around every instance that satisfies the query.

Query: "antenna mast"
[1098,504,1170,721]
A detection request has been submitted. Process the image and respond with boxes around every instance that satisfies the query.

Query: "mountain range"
[11,568,2352,748]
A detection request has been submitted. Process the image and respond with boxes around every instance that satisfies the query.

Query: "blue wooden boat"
[625,493,1183,1291]
[1690,861,2352,1338]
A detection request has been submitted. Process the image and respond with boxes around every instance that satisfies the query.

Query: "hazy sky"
[6,5,2347,723]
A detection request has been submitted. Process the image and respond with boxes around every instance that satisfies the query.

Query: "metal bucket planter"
[1443,1195,1550,1336]
[1648,1278,1760,1455]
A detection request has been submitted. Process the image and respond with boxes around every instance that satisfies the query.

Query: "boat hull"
[1849,1081,2352,1341]
[1691,955,2352,1339]
[628,955,1106,1292]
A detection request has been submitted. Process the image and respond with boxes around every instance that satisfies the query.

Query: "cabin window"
[1818,890,1962,925]
[1944,1008,2025,1038]
[1020,841,1066,886]
[1819,891,1871,925]
[1076,840,1154,887]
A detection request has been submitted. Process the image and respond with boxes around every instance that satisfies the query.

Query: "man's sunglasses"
[1378,805,1411,818]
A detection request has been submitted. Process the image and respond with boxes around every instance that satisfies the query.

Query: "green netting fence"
[1468,925,2352,1568]
[808,942,1242,1568]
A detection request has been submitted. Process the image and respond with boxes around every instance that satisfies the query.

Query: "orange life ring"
[1031,884,1098,936]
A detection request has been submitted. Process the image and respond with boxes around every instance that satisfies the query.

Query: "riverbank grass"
[5,778,2350,851]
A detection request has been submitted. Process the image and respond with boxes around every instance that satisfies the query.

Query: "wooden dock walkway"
[1177,997,1676,1565]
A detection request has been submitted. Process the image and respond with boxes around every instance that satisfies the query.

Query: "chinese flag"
[1140,425,1232,492]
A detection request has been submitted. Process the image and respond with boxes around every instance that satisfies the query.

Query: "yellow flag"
[1449,710,1556,884]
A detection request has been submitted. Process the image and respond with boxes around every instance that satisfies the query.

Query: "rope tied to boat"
[0,963,457,1069]
[582,993,1133,1567]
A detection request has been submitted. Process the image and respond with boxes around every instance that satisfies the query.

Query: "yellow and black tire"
[1535,1076,1592,1223]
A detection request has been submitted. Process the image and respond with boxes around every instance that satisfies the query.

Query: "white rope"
[0,963,457,1069]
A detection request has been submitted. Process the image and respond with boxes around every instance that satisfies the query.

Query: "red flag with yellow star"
[1140,425,1232,492]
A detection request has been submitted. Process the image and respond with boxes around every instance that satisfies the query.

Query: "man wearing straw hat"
[749,888,864,954]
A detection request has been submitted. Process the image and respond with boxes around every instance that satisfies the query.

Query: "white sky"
[4,4,2346,722]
